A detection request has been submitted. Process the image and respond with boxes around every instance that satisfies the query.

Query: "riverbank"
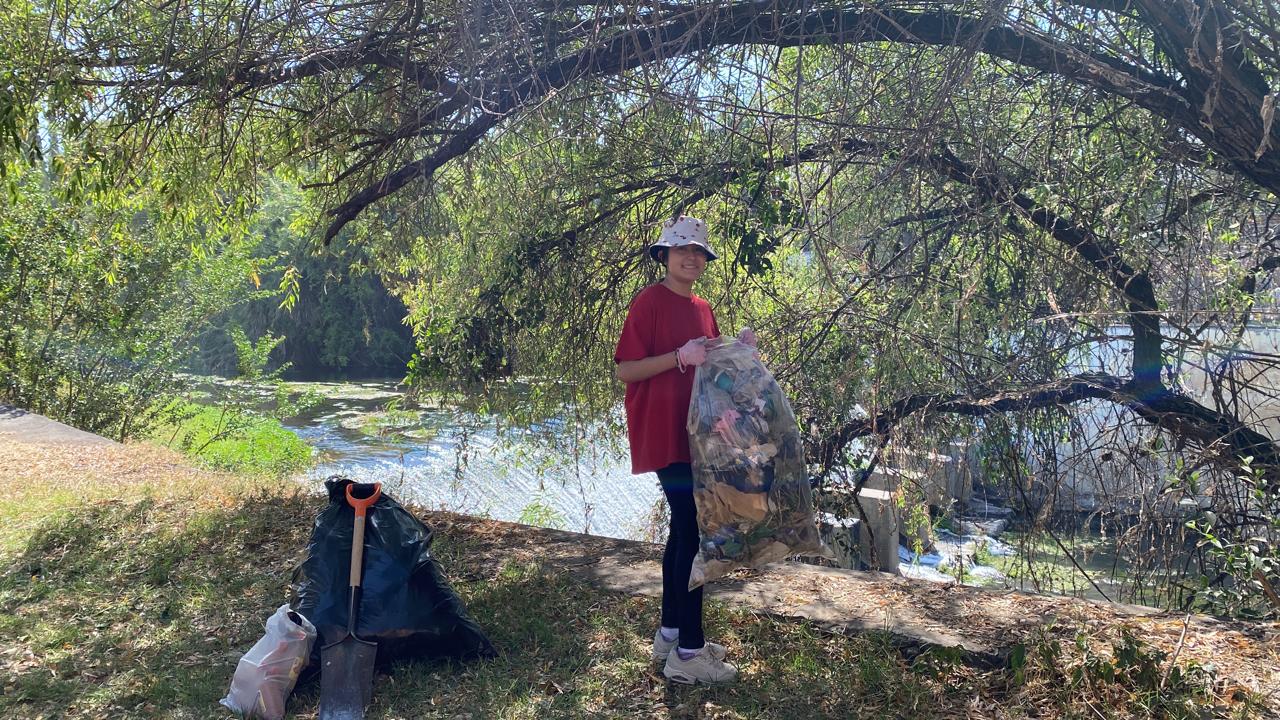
[1,434,1277,718]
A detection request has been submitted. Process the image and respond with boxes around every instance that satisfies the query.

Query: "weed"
[517,497,567,530]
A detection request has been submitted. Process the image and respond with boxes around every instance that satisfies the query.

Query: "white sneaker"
[651,629,727,662]
[662,646,738,685]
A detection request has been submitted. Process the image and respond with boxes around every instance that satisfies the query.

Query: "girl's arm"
[615,351,680,384]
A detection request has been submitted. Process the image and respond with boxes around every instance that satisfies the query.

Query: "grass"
[0,441,1273,719]
[1,494,300,716]
[150,401,313,477]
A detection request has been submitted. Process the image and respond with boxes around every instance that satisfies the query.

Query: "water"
[280,380,663,541]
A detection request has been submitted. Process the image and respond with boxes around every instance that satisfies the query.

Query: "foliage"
[0,167,265,439]
[517,496,567,530]
[1186,459,1280,619]
[229,326,286,382]
[158,321,319,476]
[153,400,312,477]
[192,177,414,380]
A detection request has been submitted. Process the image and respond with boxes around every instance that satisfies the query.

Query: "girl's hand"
[676,337,708,368]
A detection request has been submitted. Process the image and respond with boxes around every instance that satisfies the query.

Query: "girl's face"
[665,244,709,283]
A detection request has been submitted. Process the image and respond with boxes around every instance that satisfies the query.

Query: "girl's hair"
[654,246,710,264]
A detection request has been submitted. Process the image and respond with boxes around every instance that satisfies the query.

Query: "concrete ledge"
[0,406,120,446]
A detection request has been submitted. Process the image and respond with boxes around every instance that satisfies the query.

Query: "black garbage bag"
[290,476,496,676]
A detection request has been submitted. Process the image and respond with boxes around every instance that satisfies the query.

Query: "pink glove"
[676,337,708,370]
[737,327,757,348]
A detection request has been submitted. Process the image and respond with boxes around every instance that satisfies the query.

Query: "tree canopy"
[4,0,1280,612]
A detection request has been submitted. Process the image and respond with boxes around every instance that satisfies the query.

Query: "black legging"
[655,462,704,650]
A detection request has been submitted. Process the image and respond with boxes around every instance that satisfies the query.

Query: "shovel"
[319,481,382,720]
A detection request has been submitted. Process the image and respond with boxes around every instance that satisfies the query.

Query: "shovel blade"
[319,635,377,720]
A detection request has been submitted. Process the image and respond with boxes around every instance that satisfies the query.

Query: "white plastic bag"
[686,339,828,588]
[220,605,316,720]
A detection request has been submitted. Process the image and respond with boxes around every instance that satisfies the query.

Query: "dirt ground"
[432,512,1280,704]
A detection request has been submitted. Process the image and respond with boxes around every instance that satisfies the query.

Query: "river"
[280,379,663,541]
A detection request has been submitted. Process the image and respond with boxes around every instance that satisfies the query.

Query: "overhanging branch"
[811,372,1127,469]
[811,371,1280,492]
[322,1,1192,240]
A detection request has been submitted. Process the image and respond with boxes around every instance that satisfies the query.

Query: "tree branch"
[811,371,1280,493]
[919,145,1164,390]
[322,1,1195,240]
[811,372,1127,470]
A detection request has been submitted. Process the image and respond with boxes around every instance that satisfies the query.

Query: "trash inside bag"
[290,477,496,679]
[220,604,316,720]
[686,340,827,588]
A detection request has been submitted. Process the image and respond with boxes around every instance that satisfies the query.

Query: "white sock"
[659,626,678,642]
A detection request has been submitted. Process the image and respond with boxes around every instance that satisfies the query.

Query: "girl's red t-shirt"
[614,283,720,474]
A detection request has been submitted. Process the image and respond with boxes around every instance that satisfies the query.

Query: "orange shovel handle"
[345,482,382,518]
[345,483,381,591]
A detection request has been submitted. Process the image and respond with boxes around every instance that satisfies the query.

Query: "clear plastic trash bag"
[686,339,828,589]
[220,604,316,720]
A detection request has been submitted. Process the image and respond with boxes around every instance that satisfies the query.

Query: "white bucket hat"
[649,215,718,263]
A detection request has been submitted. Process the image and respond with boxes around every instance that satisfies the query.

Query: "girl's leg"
[655,462,705,650]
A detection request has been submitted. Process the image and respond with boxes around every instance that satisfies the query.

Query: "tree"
[6,0,1279,612]
[5,0,1277,464]
[192,177,416,380]
[0,165,266,439]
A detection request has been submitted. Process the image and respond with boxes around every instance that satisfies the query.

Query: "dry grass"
[0,440,289,559]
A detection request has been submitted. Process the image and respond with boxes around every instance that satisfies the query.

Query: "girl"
[614,215,753,685]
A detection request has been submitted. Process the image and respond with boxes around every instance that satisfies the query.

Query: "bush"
[1186,460,1280,620]
[154,401,312,477]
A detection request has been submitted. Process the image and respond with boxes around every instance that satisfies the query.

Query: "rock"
[967,498,1013,519]
[960,518,1009,537]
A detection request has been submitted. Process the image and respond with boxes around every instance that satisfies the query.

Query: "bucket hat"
[649,215,718,263]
